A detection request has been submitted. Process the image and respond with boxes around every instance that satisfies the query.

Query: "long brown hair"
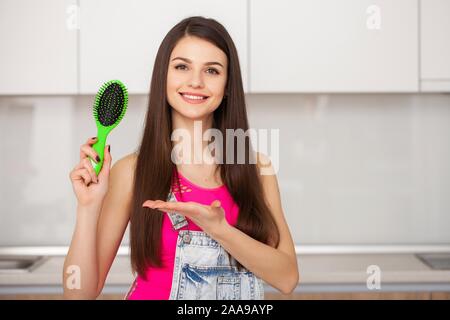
[130,16,280,280]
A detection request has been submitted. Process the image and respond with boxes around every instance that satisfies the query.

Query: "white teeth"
[181,94,206,100]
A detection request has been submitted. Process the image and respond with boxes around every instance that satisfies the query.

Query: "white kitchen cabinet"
[79,0,248,94]
[0,0,78,94]
[420,0,450,92]
[250,0,418,93]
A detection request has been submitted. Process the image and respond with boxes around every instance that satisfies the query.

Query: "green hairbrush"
[90,80,128,175]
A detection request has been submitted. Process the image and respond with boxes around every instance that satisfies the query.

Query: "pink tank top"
[126,170,239,300]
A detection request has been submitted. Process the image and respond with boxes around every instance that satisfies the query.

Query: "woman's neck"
[171,109,216,166]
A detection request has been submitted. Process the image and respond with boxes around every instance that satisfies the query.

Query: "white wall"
[0,93,449,246]
[247,94,450,244]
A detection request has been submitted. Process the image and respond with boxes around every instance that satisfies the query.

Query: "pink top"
[126,170,239,300]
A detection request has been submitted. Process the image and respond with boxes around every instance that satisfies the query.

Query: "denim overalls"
[124,190,265,300]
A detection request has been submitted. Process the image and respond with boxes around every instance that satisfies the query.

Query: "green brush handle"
[90,125,110,175]
[89,80,128,175]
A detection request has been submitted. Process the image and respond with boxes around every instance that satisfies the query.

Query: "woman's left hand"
[142,199,229,237]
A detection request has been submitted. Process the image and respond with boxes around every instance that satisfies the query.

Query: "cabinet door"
[420,0,450,92]
[0,0,78,94]
[79,0,248,94]
[250,0,418,92]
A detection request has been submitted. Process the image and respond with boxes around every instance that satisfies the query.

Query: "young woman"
[63,16,298,300]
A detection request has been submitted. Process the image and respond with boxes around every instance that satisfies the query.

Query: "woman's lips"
[179,93,209,104]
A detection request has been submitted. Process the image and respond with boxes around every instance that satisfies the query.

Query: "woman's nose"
[188,71,204,88]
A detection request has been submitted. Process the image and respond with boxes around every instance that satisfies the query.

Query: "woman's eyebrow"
[171,57,224,68]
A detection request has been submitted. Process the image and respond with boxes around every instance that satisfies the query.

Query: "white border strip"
[0,245,449,256]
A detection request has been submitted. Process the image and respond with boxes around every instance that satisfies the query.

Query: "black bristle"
[97,83,125,126]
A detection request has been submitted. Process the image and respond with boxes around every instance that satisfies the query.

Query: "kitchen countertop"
[1,254,450,294]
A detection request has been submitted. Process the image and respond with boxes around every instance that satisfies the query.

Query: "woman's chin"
[172,105,215,121]
[174,109,208,121]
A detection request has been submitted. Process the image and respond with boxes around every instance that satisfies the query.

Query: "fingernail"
[96,155,100,162]
[108,145,110,152]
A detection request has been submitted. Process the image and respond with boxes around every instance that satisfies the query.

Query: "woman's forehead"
[170,36,227,66]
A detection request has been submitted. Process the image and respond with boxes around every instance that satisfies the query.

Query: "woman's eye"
[175,64,187,70]
[174,64,219,75]
[206,68,219,75]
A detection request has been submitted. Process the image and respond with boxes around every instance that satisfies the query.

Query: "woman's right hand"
[69,137,112,208]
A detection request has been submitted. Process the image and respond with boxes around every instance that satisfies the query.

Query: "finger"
[154,206,185,216]
[153,200,167,207]
[70,167,84,181]
[98,145,112,180]
[82,158,98,183]
[152,200,175,210]
[71,168,92,186]
[155,201,199,216]
[80,144,100,162]
[79,168,92,186]
[142,200,156,208]
[87,136,98,145]
[142,200,170,209]
[142,200,187,216]
[79,137,97,159]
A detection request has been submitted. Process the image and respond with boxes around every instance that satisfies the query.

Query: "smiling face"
[166,36,228,120]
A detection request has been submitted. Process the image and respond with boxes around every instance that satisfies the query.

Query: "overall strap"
[166,189,188,230]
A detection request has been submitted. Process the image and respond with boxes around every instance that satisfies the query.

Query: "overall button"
[183,233,191,244]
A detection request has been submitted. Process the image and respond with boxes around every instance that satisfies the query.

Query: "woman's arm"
[63,153,135,299]
[143,152,299,295]
[62,203,102,299]
[210,152,299,295]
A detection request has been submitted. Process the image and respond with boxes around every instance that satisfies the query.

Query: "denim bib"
[168,229,264,300]
[125,190,264,300]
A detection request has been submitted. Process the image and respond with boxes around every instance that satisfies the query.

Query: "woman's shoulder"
[110,152,138,181]
[116,151,138,166]
[114,152,137,170]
